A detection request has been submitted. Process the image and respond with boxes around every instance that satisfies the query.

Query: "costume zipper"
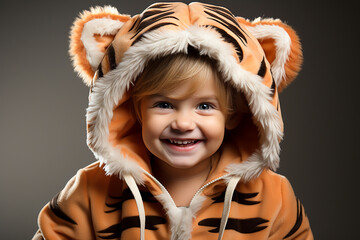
[189,174,230,206]
[143,170,231,208]
[142,170,177,206]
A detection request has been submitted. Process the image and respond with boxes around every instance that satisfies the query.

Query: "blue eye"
[197,103,213,110]
[154,102,173,109]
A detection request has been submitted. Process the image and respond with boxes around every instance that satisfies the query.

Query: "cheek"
[202,115,226,142]
[142,115,158,139]
[141,112,166,150]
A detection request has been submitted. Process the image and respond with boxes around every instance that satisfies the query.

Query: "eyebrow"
[149,94,220,102]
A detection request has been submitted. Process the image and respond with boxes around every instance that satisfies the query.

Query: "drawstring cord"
[123,173,241,240]
[217,176,241,240]
[124,174,145,240]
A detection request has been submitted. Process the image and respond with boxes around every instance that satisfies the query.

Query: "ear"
[237,17,303,92]
[69,6,130,86]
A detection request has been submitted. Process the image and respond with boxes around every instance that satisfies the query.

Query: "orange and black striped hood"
[69,1,302,186]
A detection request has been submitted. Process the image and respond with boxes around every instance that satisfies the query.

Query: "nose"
[171,111,196,132]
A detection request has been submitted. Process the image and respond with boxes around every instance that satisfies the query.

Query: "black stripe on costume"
[129,17,140,32]
[105,197,123,213]
[283,199,304,239]
[140,10,172,21]
[205,10,247,45]
[107,44,117,70]
[204,6,239,27]
[203,4,238,25]
[203,25,243,61]
[98,223,122,239]
[98,216,166,239]
[131,22,178,46]
[49,192,77,225]
[203,5,250,38]
[105,188,157,213]
[212,190,260,205]
[131,10,178,40]
[147,3,171,9]
[257,57,267,78]
[198,217,268,234]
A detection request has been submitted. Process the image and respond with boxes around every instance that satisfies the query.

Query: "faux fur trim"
[224,150,265,183]
[145,170,206,240]
[81,18,124,70]
[86,71,144,184]
[246,22,291,86]
[155,193,206,240]
[69,5,130,86]
[86,25,283,183]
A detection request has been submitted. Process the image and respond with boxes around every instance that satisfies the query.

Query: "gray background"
[0,0,358,239]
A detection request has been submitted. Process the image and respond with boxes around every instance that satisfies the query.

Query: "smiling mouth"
[163,139,201,147]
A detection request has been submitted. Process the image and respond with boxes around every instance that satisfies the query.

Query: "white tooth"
[169,140,196,145]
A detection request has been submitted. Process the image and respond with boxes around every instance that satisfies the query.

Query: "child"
[34,2,313,240]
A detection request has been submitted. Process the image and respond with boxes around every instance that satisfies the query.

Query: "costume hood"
[69,2,302,184]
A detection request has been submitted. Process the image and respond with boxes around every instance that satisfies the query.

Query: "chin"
[169,162,198,169]
[166,157,204,169]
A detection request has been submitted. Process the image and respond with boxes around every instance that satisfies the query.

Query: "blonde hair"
[132,51,244,120]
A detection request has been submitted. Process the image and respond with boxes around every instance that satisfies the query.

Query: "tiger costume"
[33,2,313,240]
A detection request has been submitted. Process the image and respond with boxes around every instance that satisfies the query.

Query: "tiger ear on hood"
[238,17,303,92]
[69,6,130,86]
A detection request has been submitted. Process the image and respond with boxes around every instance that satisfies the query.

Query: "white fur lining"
[246,21,291,85]
[142,170,206,240]
[155,192,206,240]
[81,18,124,70]
[86,26,283,184]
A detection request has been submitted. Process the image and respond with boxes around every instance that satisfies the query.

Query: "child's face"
[140,73,226,169]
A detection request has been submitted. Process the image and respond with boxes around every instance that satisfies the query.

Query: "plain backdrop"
[0,0,359,239]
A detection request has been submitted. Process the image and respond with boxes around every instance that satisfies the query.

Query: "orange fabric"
[37,163,312,239]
